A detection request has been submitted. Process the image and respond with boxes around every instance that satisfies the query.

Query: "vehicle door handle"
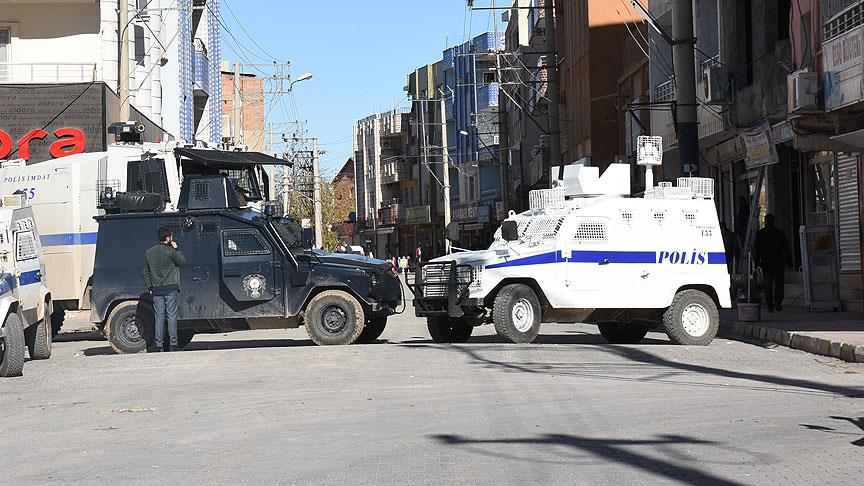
[598,259,610,265]
[223,270,241,277]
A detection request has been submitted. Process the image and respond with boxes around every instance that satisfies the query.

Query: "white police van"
[411,152,731,346]
[0,194,52,377]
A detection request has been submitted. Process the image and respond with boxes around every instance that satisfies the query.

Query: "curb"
[727,320,864,364]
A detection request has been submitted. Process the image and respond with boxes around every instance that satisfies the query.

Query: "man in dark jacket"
[754,213,793,312]
[143,226,187,351]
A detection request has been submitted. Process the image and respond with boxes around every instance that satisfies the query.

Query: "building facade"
[353,108,411,258]
[0,0,221,164]
[643,0,862,312]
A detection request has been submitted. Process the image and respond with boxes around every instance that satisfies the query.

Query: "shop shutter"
[836,154,861,273]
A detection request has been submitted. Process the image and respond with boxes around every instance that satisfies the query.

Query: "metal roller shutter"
[836,154,861,273]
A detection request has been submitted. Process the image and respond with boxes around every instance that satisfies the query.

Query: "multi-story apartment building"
[0,0,222,163]
[406,61,446,257]
[499,0,551,213]
[353,108,411,258]
[443,32,505,248]
[644,0,862,312]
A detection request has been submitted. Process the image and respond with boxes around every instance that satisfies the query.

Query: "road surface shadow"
[54,330,105,343]
[81,338,318,356]
[800,416,864,447]
[430,432,751,485]
[406,332,671,346]
[405,342,864,398]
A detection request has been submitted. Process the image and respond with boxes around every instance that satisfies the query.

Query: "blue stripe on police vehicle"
[486,250,726,269]
[39,232,99,247]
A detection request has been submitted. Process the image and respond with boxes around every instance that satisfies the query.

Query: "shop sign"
[771,121,793,144]
[0,127,86,160]
[477,204,491,224]
[452,203,478,223]
[824,25,864,111]
[405,205,431,224]
[740,121,778,169]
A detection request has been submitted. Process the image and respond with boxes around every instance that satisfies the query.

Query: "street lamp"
[289,72,314,92]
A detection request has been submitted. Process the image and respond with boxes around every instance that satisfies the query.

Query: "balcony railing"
[697,55,721,83]
[380,158,411,185]
[654,77,675,102]
[0,63,97,83]
[378,203,402,226]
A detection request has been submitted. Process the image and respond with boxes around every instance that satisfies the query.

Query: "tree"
[286,176,355,252]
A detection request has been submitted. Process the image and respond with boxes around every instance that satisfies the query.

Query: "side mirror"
[445,222,460,242]
[501,220,519,242]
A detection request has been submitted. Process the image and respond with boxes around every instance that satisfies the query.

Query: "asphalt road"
[2,303,863,485]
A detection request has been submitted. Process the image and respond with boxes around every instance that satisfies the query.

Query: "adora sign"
[0,127,86,160]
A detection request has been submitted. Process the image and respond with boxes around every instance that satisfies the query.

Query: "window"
[222,230,270,257]
[15,231,37,261]
[127,158,170,201]
[0,28,10,82]
[483,72,496,84]
[134,25,146,65]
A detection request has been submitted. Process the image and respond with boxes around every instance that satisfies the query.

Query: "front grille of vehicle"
[419,262,474,299]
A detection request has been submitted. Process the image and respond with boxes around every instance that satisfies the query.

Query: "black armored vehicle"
[90,148,402,353]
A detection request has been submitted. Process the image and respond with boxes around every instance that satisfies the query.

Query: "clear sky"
[220,0,504,177]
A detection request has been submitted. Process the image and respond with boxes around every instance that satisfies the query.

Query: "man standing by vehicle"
[142,227,187,351]
[754,213,793,312]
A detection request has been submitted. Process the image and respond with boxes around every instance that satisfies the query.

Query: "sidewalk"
[720,306,864,363]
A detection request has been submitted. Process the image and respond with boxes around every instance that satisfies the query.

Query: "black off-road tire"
[426,317,473,343]
[107,300,154,354]
[24,299,52,360]
[492,284,542,343]
[0,312,26,377]
[356,317,387,344]
[662,289,719,346]
[598,323,649,344]
[50,307,65,337]
[304,290,365,346]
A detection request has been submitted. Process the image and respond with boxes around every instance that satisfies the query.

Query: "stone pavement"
[722,306,864,363]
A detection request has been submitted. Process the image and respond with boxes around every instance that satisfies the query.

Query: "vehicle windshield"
[271,218,305,253]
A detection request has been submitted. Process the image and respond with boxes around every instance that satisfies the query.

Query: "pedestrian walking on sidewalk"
[754,213,792,312]
[142,226,187,351]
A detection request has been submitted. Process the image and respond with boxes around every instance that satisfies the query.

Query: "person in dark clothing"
[719,221,739,274]
[754,213,793,312]
[142,226,187,351]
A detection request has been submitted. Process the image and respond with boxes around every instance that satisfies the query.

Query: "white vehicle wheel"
[493,284,541,344]
[662,289,719,346]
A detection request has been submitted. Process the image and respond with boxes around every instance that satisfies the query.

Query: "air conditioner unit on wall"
[788,69,819,113]
[704,65,730,103]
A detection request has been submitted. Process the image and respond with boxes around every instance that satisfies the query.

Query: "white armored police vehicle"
[0,194,52,377]
[411,139,731,346]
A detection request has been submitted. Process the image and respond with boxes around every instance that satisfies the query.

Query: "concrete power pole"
[439,91,452,255]
[312,138,323,249]
[119,0,131,121]
[546,0,562,181]
[233,62,242,146]
[672,0,699,175]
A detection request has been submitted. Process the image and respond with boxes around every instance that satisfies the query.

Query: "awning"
[830,128,864,151]
[174,147,292,167]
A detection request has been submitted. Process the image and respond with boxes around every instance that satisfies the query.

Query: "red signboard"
[0,127,86,160]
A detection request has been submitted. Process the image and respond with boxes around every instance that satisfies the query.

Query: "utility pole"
[312,138,323,249]
[672,0,699,175]
[545,0,562,181]
[439,91,452,255]
[233,62,242,146]
[119,0,131,121]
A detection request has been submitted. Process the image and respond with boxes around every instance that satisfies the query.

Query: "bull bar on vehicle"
[407,261,476,318]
